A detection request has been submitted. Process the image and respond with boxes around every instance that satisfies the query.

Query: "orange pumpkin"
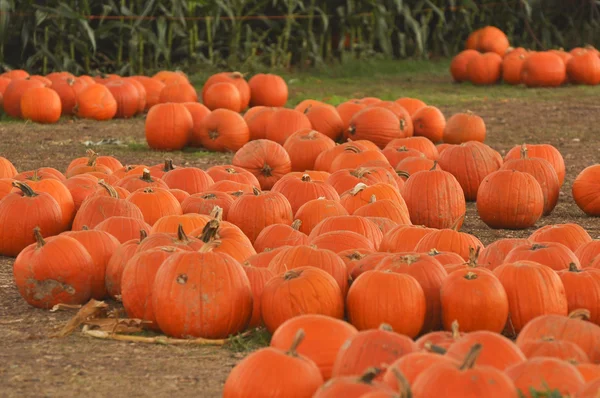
[158,81,198,103]
[74,83,117,121]
[379,225,435,253]
[50,77,88,115]
[104,79,140,118]
[558,264,600,326]
[394,97,426,116]
[104,231,147,298]
[573,164,600,216]
[528,223,592,253]
[3,78,46,118]
[162,166,214,195]
[518,337,590,363]
[336,100,367,131]
[504,242,580,271]
[327,166,399,195]
[346,107,409,148]
[265,108,312,145]
[504,143,565,186]
[446,330,526,370]
[283,129,336,172]
[412,106,446,143]
[126,187,183,226]
[203,82,242,112]
[294,198,349,235]
[385,136,439,160]
[254,220,308,253]
[505,357,585,398]
[248,73,288,107]
[303,105,344,141]
[197,108,249,152]
[467,52,503,85]
[232,139,292,190]
[130,76,165,110]
[242,264,275,328]
[145,103,192,151]
[443,112,486,144]
[202,71,250,110]
[477,26,510,56]
[521,51,567,87]
[567,51,600,85]
[450,50,481,82]
[502,52,527,85]
[414,227,484,261]
[206,165,260,187]
[244,106,275,140]
[576,240,600,268]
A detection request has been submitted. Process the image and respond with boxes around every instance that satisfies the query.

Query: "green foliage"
[1,0,598,74]
[226,328,271,353]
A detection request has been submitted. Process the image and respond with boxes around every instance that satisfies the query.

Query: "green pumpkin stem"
[459,343,483,370]
[33,227,46,248]
[12,181,37,197]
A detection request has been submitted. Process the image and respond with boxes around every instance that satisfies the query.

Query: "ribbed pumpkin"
[415,320,463,350]
[314,368,396,398]
[386,136,439,160]
[315,141,379,172]
[67,150,122,174]
[150,214,211,235]
[244,246,289,268]
[0,182,63,257]
[265,108,312,145]
[346,107,408,148]
[121,246,180,329]
[94,216,152,244]
[116,168,168,192]
[261,266,345,333]
[573,164,600,216]
[414,227,484,261]
[477,26,510,55]
[518,337,590,363]
[379,225,435,253]
[124,187,182,227]
[494,260,568,335]
[340,183,405,214]
[477,170,544,229]
[158,81,198,103]
[336,100,367,131]
[427,249,468,267]
[438,141,503,201]
[577,364,600,382]
[395,97,426,116]
[202,71,250,110]
[104,230,147,298]
[294,198,349,235]
[576,241,600,268]
[145,103,193,151]
[20,86,61,123]
[161,166,214,195]
[310,230,375,253]
[327,167,398,195]
[0,157,17,178]
[181,191,233,219]
[502,51,527,85]
[13,229,94,308]
[152,70,189,85]
[331,324,417,379]
[130,76,165,110]
[521,51,567,87]
[253,220,308,253]
[557,264,600,326]
[304,105,344,141]
[183,102,211,147]
[504,143,565,186]
[476,238,530,270]
[381,146,423,167]
[441,269,508,333]
[206,164,260,187]
[271,174,340,214]
[347,252,390,280]
[402,167,466,229]
[310,214,383,249]
[136,224,203,253]
[353,195,411,224]
[103,79,140,118]
[242,264,275,328]
[227,187,293,244]
[284,129,337,172]
[505,357,585,398]
[198,108,250,152]
[375,253,448,333]
[223,330,323,398]
[446,331,526,370]
[74,83,117,120]
[248,73,288,107]
[232,139,292,190]
[450,50,481,82]
[504,242,580,271]
[244,106,275,140]
[383,352,458,388]
[203,82,242,112]
[467,52,503,85]
[567,51,600,85]
[347,270,426,337]
[443,112,486,144]
[152,243,253,338]
[3,77,45,118]
[528,223,592,253]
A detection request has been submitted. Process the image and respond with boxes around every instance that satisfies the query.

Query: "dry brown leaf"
[84,318,149,334]
[51,299,108,338]
[50,303,82,312]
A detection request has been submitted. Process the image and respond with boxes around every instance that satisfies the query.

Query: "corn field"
[1,0,599,75]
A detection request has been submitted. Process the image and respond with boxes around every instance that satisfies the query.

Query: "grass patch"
[226,328,271,353]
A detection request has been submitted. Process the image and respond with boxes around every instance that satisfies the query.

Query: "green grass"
[226,328,271,353]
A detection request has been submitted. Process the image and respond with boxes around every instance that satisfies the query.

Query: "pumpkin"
[94,216,152,244]
[50,77,88,116]
[117,169,168,192]
[254,220,308,253]
[0,157,17,178]
[394,97,426,116]
[446,331,526,370]
[576,240,600,268]
[336,100,367,131]
[383,352,458,388]
[74,83,118,120]
[577,364,600,382]
[241,264,275,328]
[467,52,503,85]
[284,129,336,172]
[557,264,600,326]
[414,227,484,261]
[244,106,275,140]
[451,50,481,82]
[505,357,585,398]
[577,378,600,398]
[504,242,580,271]
[310,230,376,253]
[348,252,391,280]
[353,195,411,224]
[182,102,211,147]
[121,246,180,329]
[415,320,463,350]
[347,270,426,337]
[346,107,409,148]
[161,166,214,195]
[3,77,45,118]
[223,330,323,398]
[443,112,486,144]
[232,139,292,190]
[203,82,242,112]
[303,105,344,141]
[152,70,189,85]
[340,183,405,214]
[261,266,345,333]
[104,230,147,297]
[197,108,250,152]
[477,26,510,55]
[264,108,312,145]
[567,51,600,85]
[494,260,568,335]
[331,324,417,380]
[92,181,129,198]
[228,187,293,244]
[206,165,260,187]
[150,214,211,235]
[244,246,289,268]
[181,191,233,219]
[502,52,527,85]
[67,150,122,174]
[412,343,519,398]
[528,223,592,253]
[402,166,466,229]
[295,99,335,113]
[0,178,15,200]
[427,249,466,267]
[521,52,567,87]
[327,167,399,195]
[137,224,203,253]
[130,76,165,110]
[476,238,530,270]
[1,69,29,80]
[375,253,448,333]
[13,228,94,308]
[145,103,192,151]
[381,146,423,167]
[0,182,63,257]
[248,73,288,107]
[270,314,358,380]
[504,143,565,186]
[441,269,508,333]
[315,141,379,172]
[379,225,434,253]
[573,164,600,216]
[294,198,349,235]
[385,136,439,160]
[411,106,446,143]
[158,81,198,103]
[271,174,340,214]
[103,79,140,118]
[63,174,99,211]
[518,337,590,363]
[152,242,252,338]
[314,368,395,398]
[203,72,250,110]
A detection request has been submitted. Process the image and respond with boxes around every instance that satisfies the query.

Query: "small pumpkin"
[232,139,292,190]
[573,164,600,216]
[74,83,118,121]
[284,129,336,172]
[450,50,481,82]
[411,106,446,143]
[145,103,193,151]
[443,112,486,144]
[248,73,288,107]
[202,82,242,112]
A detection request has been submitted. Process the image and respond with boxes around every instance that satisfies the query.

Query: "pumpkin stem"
[429,161,438,171]
[225,167,237,174]
[358,367,382,384]
[230,190,244,198]
[396,146,409,152]
[283,269,301,280]
[291,220,302,230]
[286,329,306,357]
[530,243,546,251]
[396,170,410,179]
[466,246,481,268]
[82,225,89,230]
[449,214,465,231]
[199,240,221,253]
[300,174,312,183]
[423,342,447,355]
[163,159,175,172]
[369,194,376,204]
[464,271,478,280]
[33,227,46,248]
[139,229,148,242]
[392,369,412,398]
[12,181,37,197]
[209,206,224,222]
[200,219,220,243]
[176,224,190,242]
[140,168,153,182]
[451,320,461,339]
[520,144,529,159]
[305,130,318,140]
[86,150,98,167]
[350,183,367,196]
[428,248,440,256]
[252,187,262,196]
[97,180,118,198]
[568,309,591,320]
[260,163,273,177]
[399,119,406,131]
[400,254,419,266]
[347,125,356,136]
[459,343,483,370]
[344,145,362,154]
[568,263,581,272]
[379,323,393,332]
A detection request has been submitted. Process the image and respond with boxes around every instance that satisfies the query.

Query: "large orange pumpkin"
[567,51,600,85]
[203,82,242,112]
[158,81,197,103]
[521,51,567,87]
[104,231,147,298]
[130,76,165,110]
[202,71,250,110]
[411,106,446,143]
[573,164,600,216]
[504,242,580,271]
[528,223,592,253]
[248,73,288,107]
[74,83,117,121]
[3,78,46,118]
[104,79,140,118]
[414,227,484,261]
[467,52,503,85]
[145,103,192,151]
[443,112,486,144]
[346,107,409,148]
[450,50,481,82]
[304,105,344,141]
[197,108,250,152]
[477,26,510,55]
[502,51,527,84]
[232,139,292,190]
[271,174,340,214]
[446,330,526,370]
[558,264,600,326]
[284,129,336,172]
[50,77,88,115]
[504,143,565,186]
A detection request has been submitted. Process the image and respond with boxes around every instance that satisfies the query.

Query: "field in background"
[1,59,599,397]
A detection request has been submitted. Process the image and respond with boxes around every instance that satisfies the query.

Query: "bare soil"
[1,82,599,397]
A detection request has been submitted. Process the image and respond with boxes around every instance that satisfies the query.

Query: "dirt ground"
[1,77,599,397]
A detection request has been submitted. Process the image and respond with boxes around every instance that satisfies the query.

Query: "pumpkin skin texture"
[130,76,165,110]
[94,216,152,244]
[260,267,345,334]
[13,230,94,308]
[248,73,288,107]
[203,82,242,112]
[270,314,358,381]
[284,129,336,172]
[446,331,526,371]
[477,238,530,270]
[505,357,585,398]
[395,97,426,117]
[104,79,140,118]
[558,265,600,326]
[412,345,519,398]
[304,105,345,141]
[223,331,323,398]
[578,378,600,398]
[411,106,446,143]
[528,223,592,253]
[308,215,383,250]
[202,71,250,111]
[467,52,503,85]
[232,139,292,190]
[477,26,510,55]
[567,51,600,85]
[21,87,62,123]
[206,164,260,187]
[265,108,312,145]
[104,232,147,298]
[272,174,340,215]
[346,270,426,338]
[443,112,486,144]
[197,108,250,152]
[477,170,544,229]
[415,228,484,261]
[577,363,600,382]
[313,369,396,398]
[402,168,466,229]
[242,264,275,328]
[244,106,275,140]
[182,102,211,147]
[502,52,527,85]
[327,166,399,194]
[504,143,565,186]
[573,164,600,216]
[0,182,63,257]
[74,83,118,121]
[158,81,198,103]
[339,182,406,215]
[294,198,349,235]
[504,242,580,271]
[3,78,45,118]
[336,100,367,131]
[438,141,503,202]
[152,247,252,338]
[145,103,193,151]
[576,240,600,268]
[494,260,568,335]
[0,157,17,178]
[331,324,418,380]
[441,269,508,333]
[521,52,567,87]
[136,225,203,253]
[126,187,183,226]
[346,107,408,148]
[162,167,214,195]
[518,338,590,363]
[450,50,481,82]
[383,352,458,390]
[181,191,233,219]
[253,221,308,252]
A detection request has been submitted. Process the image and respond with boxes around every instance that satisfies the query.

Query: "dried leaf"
[81,328,227,346]
[84,317,149,334]
[51,299,108,338]
[50,303,82,312]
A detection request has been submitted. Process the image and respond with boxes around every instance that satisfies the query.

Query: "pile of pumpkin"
[450,25,600,86]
